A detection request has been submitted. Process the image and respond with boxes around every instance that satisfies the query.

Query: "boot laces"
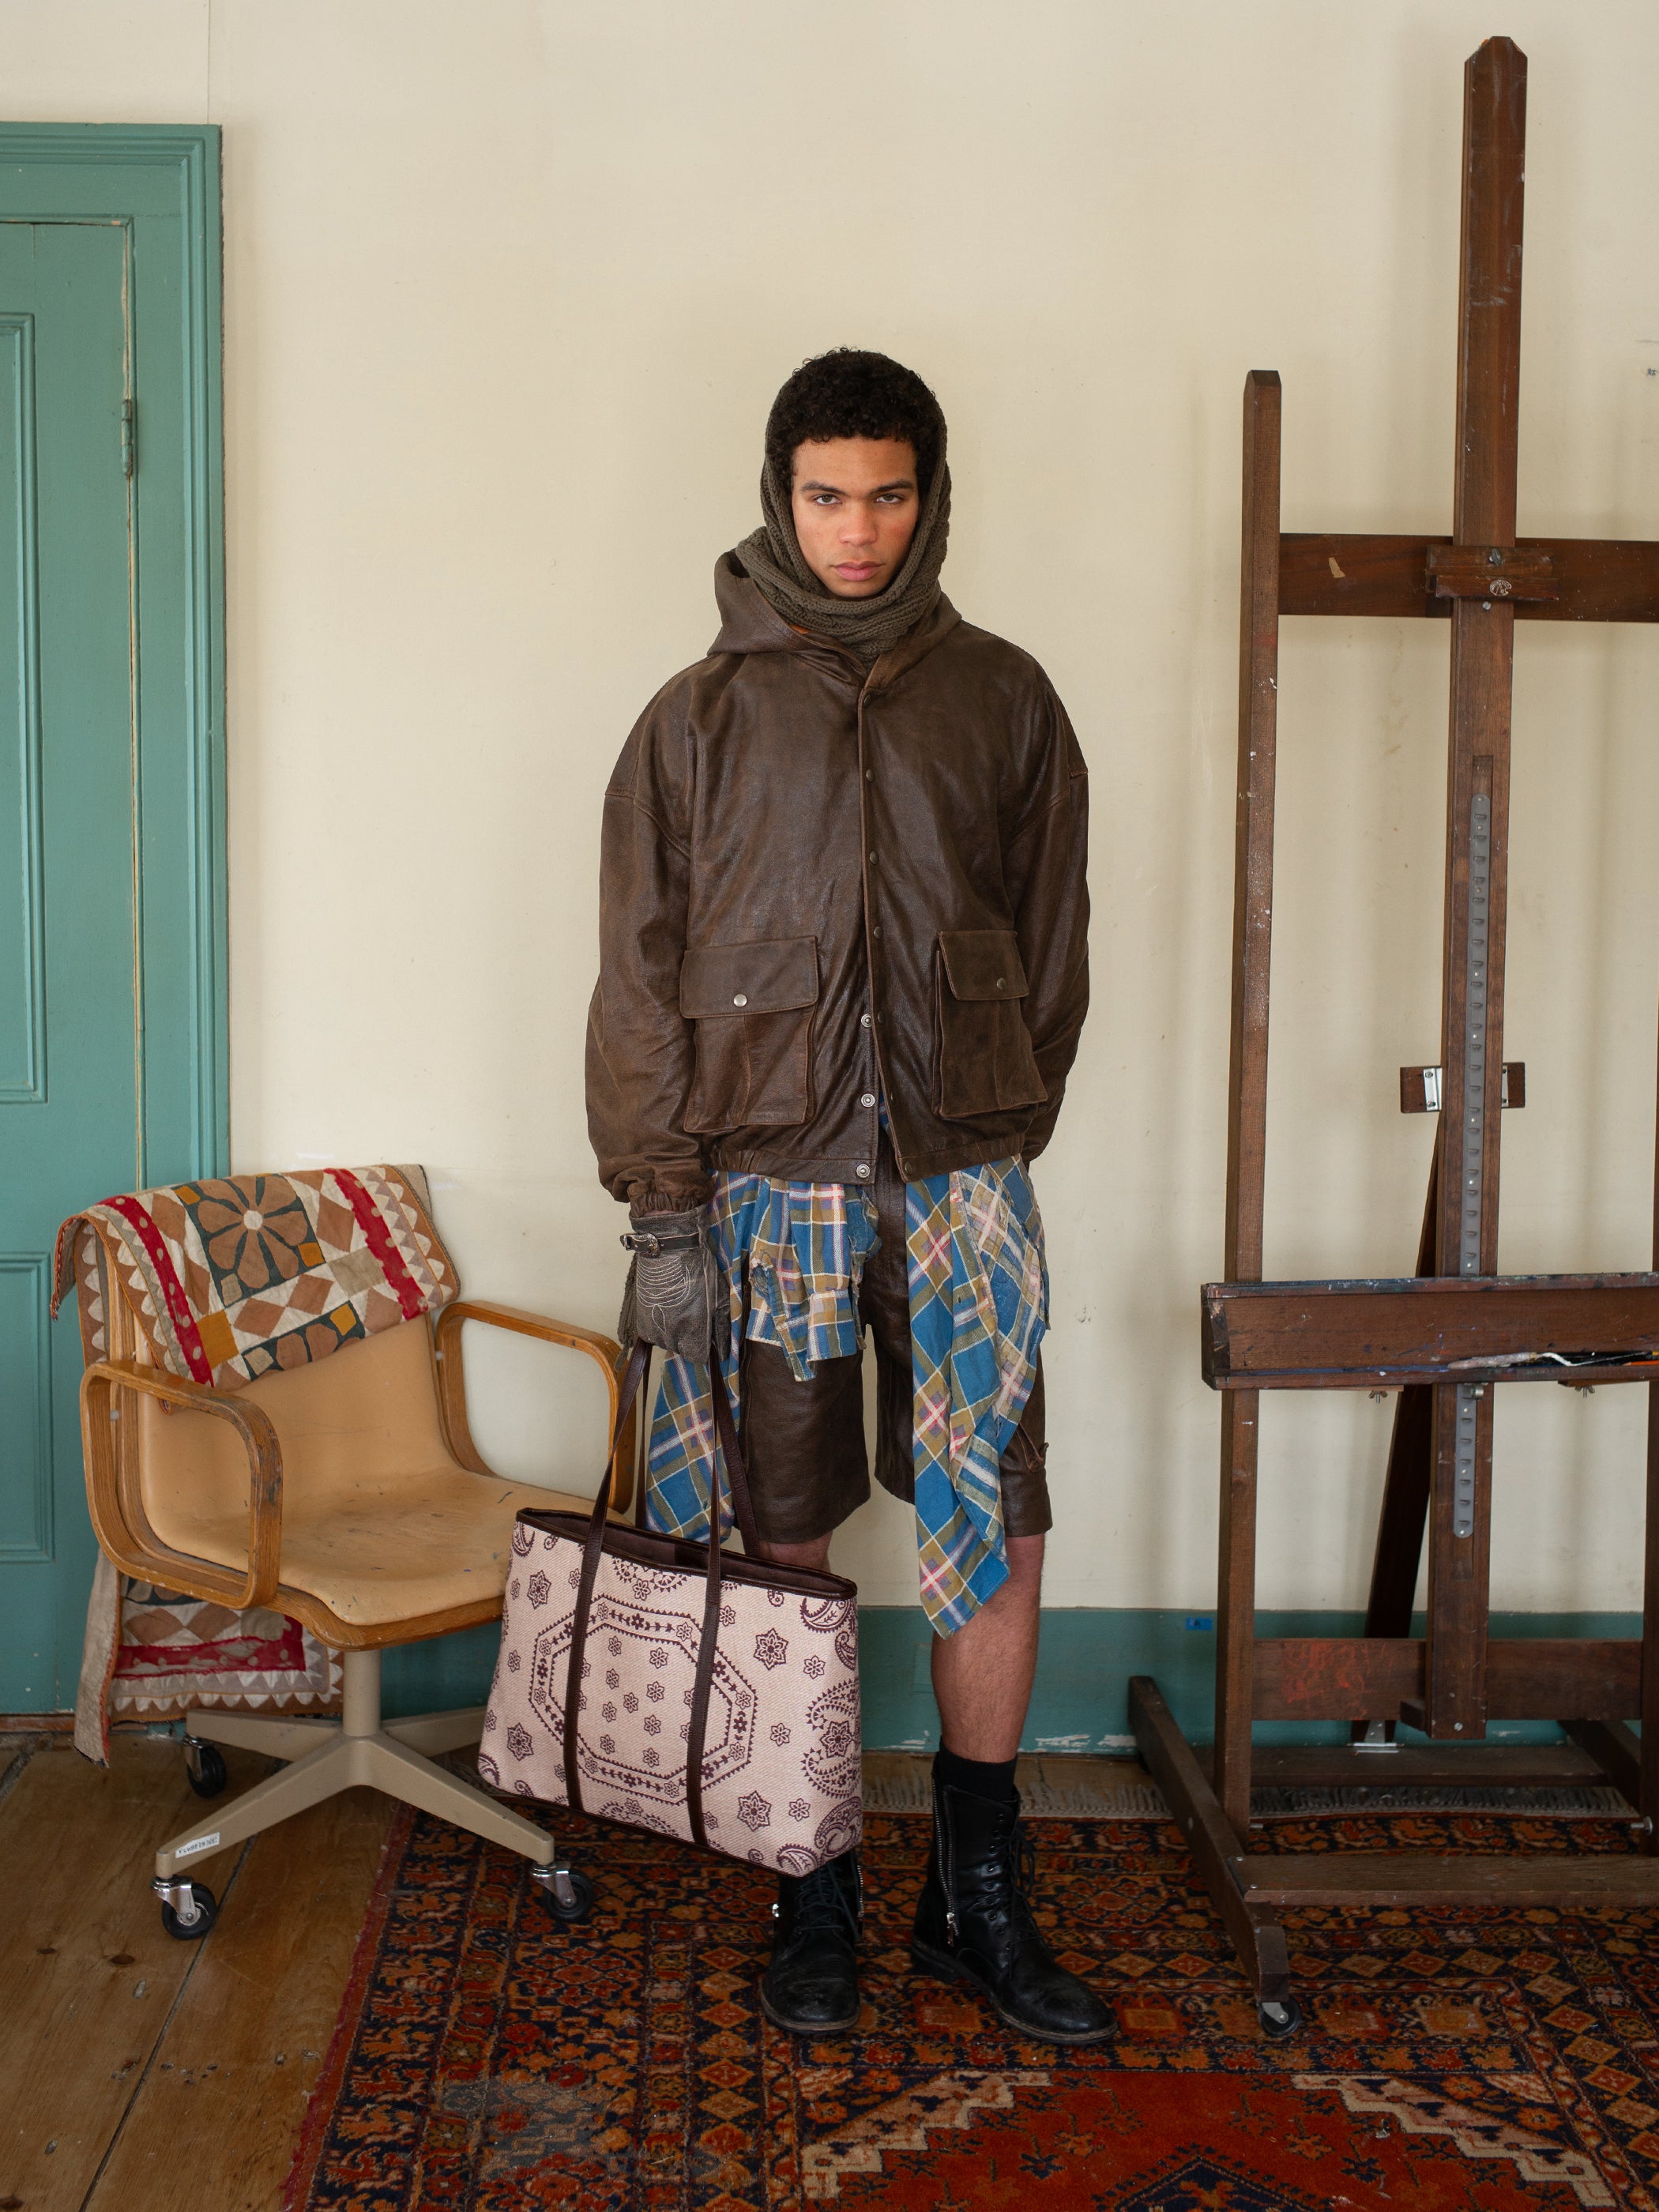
[974,1820,1039,1926]
[787,1856,861,1944]
[1003,1828,1039,1909]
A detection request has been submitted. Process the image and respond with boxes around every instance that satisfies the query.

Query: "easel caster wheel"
[1258,1996,1301,2041]
[160,1883,218,1941]
[184,1740,228,1798]
[532,1866,596,1924]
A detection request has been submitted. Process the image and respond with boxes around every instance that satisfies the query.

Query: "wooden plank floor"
[0,1736,393,2212]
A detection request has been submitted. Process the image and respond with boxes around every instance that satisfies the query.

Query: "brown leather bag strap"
[685,1356,777,1847]
[563,1341,759,1849]
[682,1371,731,1851]
[588,1339,651,1540]
[706,1356,762,1557]
[562,1338,652,1819]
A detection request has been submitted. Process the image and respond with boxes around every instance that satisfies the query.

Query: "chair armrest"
[432,1300,638,1514]
[79,1359,284,1611]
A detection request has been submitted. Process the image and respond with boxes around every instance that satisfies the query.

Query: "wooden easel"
[1130,36,1659,2037]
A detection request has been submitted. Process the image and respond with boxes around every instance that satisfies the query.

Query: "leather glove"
[619,1206,720,1362]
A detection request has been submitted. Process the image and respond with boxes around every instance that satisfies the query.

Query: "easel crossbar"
[1202,1273,1659,1388]
[1281,533,1659,622]
[1252,1636,1638,1723]
[1234,1854,1659,1908]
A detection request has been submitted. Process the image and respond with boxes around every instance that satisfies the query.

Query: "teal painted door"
[0,221,138,1707]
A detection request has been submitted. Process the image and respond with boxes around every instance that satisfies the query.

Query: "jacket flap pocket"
[680,936,819,1019]
[938,929,1029,1002]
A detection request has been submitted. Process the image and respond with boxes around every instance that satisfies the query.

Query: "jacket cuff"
[628,1186,705,1215]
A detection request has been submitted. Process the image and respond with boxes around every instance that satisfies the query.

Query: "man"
[586,348,1103,2045]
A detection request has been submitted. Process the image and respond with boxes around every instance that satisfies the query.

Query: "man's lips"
[835,562,881,579]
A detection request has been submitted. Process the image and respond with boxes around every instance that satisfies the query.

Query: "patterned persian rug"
[284,1805,1659,2209]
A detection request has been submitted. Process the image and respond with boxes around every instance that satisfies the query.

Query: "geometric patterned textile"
[283,1804,1659,2210]
[645,1157,1046,1635]
[107,1578,340,1726]
[52,1163,455,1391]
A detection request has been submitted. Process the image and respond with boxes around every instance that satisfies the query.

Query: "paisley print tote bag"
[481,1342,862,1875]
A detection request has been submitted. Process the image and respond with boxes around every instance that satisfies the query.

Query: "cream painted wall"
[10,0,1659,1612]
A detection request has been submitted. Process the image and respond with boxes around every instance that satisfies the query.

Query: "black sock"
[934,1744,1018,1806]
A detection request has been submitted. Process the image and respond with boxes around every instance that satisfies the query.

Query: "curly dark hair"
[765,348,945,493]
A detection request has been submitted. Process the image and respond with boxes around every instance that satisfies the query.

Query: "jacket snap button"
[732,993,748,1007]
[860,1092,875,1108]
[995,978,1005,991]
[860,1012,871,1029]
[855,1164,871,1179]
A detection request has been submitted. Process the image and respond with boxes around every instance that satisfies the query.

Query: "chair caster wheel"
[160,1882,218,1941]
[1258,1996,1301,2041]
[532,1866,595,1924]
[184,1740,228,1798]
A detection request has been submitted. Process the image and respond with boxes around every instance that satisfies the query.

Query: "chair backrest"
[127,1310,456,1540]
[58,1164,471,1573]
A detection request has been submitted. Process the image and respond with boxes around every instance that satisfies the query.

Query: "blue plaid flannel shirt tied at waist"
[644,1159,1049,1636]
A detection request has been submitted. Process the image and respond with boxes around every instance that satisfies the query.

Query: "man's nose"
[840,504,877,544]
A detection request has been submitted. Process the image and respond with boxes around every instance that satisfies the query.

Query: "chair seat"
[134,1316,598,1640]
[152,1457,585,1627]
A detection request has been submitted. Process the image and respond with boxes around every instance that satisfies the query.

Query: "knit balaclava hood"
[732,431,952,667]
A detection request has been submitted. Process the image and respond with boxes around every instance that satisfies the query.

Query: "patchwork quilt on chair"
[53,1165,458,1760]
[78,1563,341,1743]
[54,1163,457,1390]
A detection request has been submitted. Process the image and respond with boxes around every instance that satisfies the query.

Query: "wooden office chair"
[58,1166,633,1939]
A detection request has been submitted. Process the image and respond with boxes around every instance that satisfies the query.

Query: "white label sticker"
[175,1832,219,1859]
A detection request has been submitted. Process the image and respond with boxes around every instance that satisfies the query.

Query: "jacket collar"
[709,555,961,690]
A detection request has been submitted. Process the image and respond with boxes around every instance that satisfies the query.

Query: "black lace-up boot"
[910,1778,1112,2045]
[759,1849,863,2035]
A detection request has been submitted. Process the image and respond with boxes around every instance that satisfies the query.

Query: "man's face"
[789,436,920,598]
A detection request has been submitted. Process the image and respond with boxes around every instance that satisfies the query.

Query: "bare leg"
[909,1530,1108,2041]
[929,1533,1044,1762]
[758,1530,1044,1761]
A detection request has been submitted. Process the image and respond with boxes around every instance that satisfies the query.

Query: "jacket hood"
[709,553,961,689]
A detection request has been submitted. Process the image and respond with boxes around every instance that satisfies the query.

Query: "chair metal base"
[152,1646,566,1890]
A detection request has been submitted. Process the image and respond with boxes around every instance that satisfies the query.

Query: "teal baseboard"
[381,1607,1643,1752]
[856,1608,1646,1751]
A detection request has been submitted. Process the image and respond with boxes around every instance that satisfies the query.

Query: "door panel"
[0,221,137,1706]
[0,1255,50,1559]
[0,307,45,1103]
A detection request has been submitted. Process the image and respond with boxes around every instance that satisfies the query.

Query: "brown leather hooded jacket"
[586,558,1089,1207]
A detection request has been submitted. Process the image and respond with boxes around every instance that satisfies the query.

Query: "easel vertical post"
[1215,369,1281,1832]
[1644,1008,1659,1846]
[1422,38,1525,1740]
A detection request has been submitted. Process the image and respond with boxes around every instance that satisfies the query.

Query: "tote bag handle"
[562,1339,765,1845]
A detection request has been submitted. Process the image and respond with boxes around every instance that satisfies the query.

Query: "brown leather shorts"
[734,1141,1051,1547]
